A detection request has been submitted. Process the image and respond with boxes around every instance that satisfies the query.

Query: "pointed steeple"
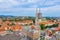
[35,8,42,25]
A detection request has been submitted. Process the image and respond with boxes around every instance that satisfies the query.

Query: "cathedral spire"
[35,8,42,25]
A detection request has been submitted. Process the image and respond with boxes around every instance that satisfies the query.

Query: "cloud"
[0,0,60,17]
[41,5,60,17]
[0,5,60,17]
[0,5,60,13]
[0,8,36,16]
[0,0,39,8]
[38,0,60,7]
[0,0,60,8]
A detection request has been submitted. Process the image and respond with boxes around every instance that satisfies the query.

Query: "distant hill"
[0,15,59,19]
[0,15,16,18]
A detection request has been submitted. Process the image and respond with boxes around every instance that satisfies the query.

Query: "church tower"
[35,8,42,25]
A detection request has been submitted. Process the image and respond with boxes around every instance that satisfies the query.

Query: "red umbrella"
[31,25,35,29]
[57,27,60,31]
[54,27,59,31]
[46,30,53,36]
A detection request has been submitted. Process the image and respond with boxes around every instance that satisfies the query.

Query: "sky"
[0,0,60,17]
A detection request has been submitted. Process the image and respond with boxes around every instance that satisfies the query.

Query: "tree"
[40,24,45,30]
